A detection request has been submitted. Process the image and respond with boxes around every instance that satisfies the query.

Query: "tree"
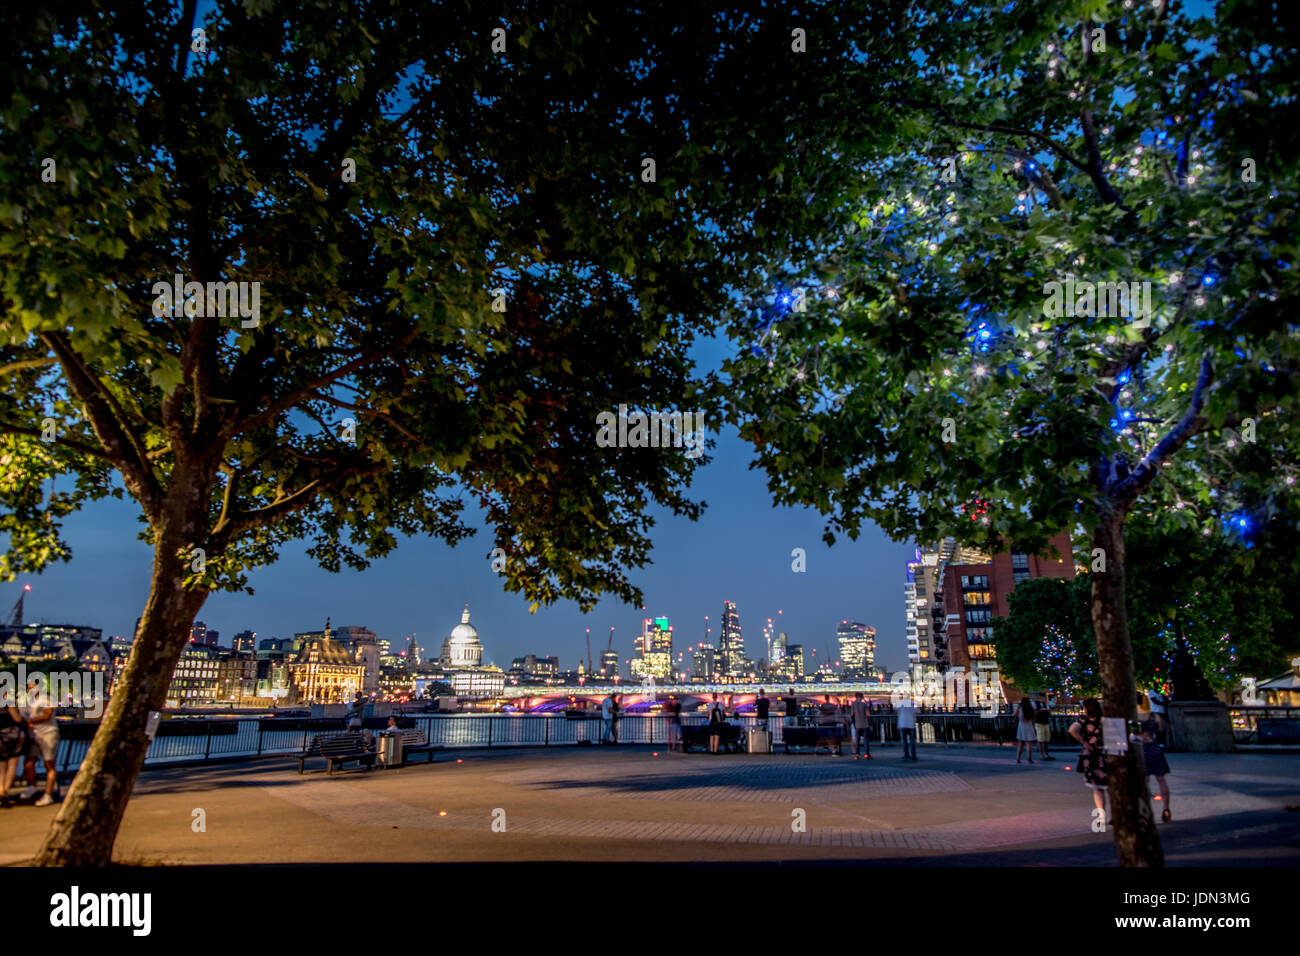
[720,0,1300,866]
[993,575,1098,697]
[0,1,863,864]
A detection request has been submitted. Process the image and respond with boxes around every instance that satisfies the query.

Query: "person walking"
[851,692,872,759]
[896,696,917,760]
[708,698,725,753]
[1137,693,1172,822]
[1034,699,1055,760]
[1015,697,1037,764]
[600,693,615,745]
[1069,698,1109,822]
[20,675,60,805]
[666,695,682,751]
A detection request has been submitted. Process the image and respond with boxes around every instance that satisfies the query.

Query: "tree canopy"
[718,0,1300,867]
[0,0,875,865]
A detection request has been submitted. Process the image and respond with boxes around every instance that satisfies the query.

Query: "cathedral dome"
[440,604,484,668]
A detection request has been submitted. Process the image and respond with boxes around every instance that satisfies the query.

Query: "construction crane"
[606,626,615,652]
[585,628,592,675]
[8,584,30,627]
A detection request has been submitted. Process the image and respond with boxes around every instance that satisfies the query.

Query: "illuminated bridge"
[499,682,900,713]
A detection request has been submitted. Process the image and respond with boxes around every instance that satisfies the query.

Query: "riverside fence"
[40,706,1299,775]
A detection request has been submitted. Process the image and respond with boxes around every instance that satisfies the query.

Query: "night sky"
[5,331,915,673]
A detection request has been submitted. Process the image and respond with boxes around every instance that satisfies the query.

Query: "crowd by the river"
[598,687,1174,821]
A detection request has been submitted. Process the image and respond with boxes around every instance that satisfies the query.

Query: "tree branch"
[0,422,115,461]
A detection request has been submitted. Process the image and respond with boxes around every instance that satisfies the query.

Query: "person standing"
[601,693,615,745]
[782,689,799,726]
[20,675,60,805]
[755,689,770,723]
[896,696,917,760]
[1015,697,1037,764]
[610,693,621,745]
[708,698,725,754]
[1146,690,1169,747]
[1069,698,1109,822]
[851,692,872,759]
[0,690,25,806]
[666,695,682,751]
[1137,693,1172,822]
[1034,699,1054,760]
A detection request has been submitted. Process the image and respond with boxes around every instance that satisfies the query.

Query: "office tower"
[784,644,804,681]
[719,601,744,676]
[836,621,875,679]
[233,630,257,654]
[631,616,672,679]
[600,649,619,679]
[190,621,207,646]
[906,544,944,680]
[691,643,717,681]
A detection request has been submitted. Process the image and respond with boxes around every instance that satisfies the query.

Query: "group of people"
[1011,697,1056,763]
[1068,693,1173,824]
[0,675,62,808]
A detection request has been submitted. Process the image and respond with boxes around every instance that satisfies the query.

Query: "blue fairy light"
[1202,274,1217,287]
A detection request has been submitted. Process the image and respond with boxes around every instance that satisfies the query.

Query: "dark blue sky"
[6,332,915,673]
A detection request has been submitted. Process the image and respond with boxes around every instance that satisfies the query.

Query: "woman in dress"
[1015,697,1037,763]
[1069,697,1109,821]
[1137,693,1172,821]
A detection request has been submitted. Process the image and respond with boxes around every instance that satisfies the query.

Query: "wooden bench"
[297,733,377,775]
[783,724,847,754]
[681,723,745,753]
[396,728,441,764]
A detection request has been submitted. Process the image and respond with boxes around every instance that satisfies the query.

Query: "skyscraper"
[719,601,743,676]
[631,616,672,679]
[600,649,619,679]
[836,621,875,678]
[233,629,257,654]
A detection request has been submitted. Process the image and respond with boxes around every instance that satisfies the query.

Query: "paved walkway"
[2,745,1297,865]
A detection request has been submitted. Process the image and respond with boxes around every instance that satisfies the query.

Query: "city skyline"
[3,422,917,674]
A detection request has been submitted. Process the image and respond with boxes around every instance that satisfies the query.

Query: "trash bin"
[748,728,772,754]
[377,733,404,768]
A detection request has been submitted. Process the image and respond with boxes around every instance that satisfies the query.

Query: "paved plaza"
[2,744,1298,865]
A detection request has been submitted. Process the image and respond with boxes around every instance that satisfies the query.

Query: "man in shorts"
[1034,698,1055,760]
[20,675,60,805]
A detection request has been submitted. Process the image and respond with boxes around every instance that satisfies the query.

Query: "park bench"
[297,733,377,775]
[782,724,847,754]
[396,728,442,764]
[680,723,745,753]
[1256,719,1300,744]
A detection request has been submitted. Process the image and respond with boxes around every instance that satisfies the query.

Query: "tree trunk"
[34,515,210,866]
[1090,513,1164,867]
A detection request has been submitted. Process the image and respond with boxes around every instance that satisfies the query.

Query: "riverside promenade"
[2,744,1297,865]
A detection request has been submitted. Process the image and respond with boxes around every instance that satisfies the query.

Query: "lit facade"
[836,621,876,678]
[719,601,744,676]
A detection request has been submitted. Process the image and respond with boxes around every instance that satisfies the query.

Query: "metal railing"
[41,711,1093,774]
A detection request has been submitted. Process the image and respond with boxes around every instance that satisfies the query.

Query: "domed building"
[434,603,504,700]
[439,603,484,668]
